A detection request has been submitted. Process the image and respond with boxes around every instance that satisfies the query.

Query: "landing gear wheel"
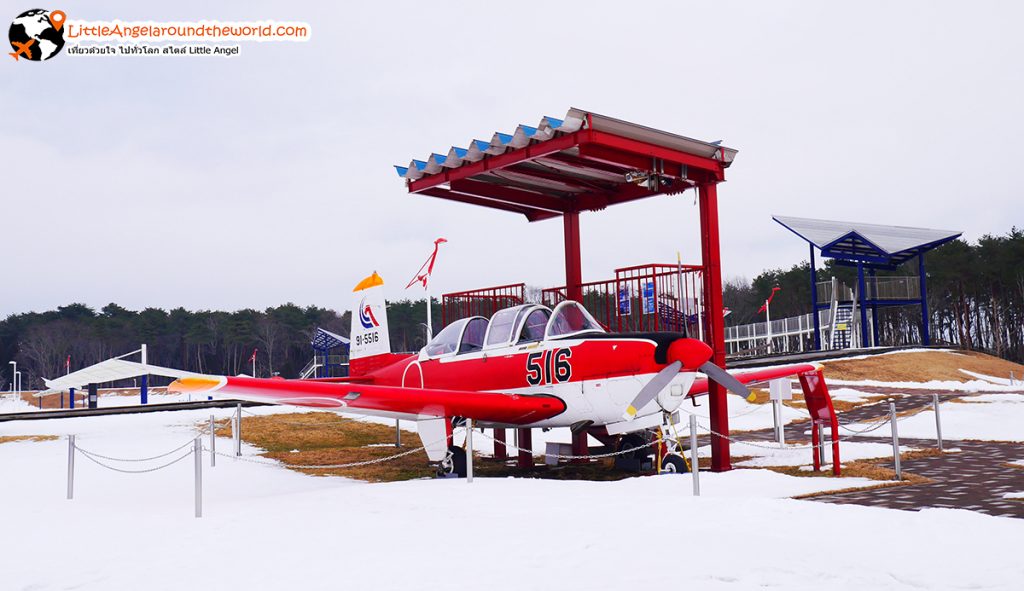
[436,446,467,478]
[660,454,689,474]
[614,434,652,472]
[617,434,648,459]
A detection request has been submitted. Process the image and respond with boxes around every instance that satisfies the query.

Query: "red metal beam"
[409,129,724,195]
[507,163,621,194]
[449,179,569,214]
[698,182,730,472]
[578,144,685,179]
[419,188,559,222]
[564,212,582,302]
[409,131,586,193]
[493,428,507,461]
[586,130,724,180]
[538,152,631,179]
[517,428,533,468]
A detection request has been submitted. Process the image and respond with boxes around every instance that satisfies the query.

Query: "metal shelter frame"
[397,108,738,471]
[773,216,962,350]
[310,327,350,378]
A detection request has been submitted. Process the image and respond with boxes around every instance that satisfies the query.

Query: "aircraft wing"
[688,363,820,397]
[169,375,565,425]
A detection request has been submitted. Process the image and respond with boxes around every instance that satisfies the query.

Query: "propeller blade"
[698,361,756,402]
[623,360,682,421]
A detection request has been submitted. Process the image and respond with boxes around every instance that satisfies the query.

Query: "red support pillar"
[517,428,533,468]
[563,211,583,303]
[493,428,507,461]
[571,430,588,463]
[563,210,588,461]
[698,183,731,472]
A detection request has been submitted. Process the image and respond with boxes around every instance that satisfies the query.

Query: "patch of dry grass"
[216,412,436,482]
[821,350,1024,383]
[0,435,59,444]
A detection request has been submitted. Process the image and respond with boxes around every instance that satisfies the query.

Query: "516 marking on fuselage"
[525,348,572,386]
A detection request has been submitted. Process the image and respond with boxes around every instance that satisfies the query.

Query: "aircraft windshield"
[485,304,531,347]
[545,301,605,339]
[424,318,468,357]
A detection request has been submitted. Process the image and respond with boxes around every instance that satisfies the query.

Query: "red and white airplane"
[172,272,831,476]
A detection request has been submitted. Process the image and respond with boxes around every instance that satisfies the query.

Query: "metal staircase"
[829,303,855,349]
[299,358,321,379]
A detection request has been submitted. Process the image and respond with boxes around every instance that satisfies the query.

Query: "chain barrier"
[207,430,461,470]
[74,438,197,462]
[474,429,666,460]
[687,417,897,451]
[77,447,195,474]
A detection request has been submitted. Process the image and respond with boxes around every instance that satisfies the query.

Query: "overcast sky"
[3,1,1022,317]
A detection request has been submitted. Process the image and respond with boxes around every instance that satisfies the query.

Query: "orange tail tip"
[168,376,224,394]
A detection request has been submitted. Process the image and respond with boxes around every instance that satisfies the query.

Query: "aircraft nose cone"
[666,338,713,370]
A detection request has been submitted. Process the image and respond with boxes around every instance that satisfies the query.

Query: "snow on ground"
[4,376,1024,589]
[846,393,1024,443]
[1003,492,1024,499]
[824,377,1024,392]
[0,393,34,413]
[828,387,880,405]
[960,369,1023,386]
[2,408,1023,591]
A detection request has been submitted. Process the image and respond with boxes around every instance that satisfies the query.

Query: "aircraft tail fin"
[349,272,393,376]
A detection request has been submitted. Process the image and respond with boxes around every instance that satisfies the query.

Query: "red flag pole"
[406,238,447,340]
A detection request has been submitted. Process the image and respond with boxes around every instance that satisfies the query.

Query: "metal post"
[235,403,242,456]
[689,414,700,496]
[466,419,474,483]
[919,253,930,346]
[933,394,943,451]
[194,437,202,518]
[889,401,901,480]
[140,344,148,405]
[857,262,869,349]
[772,399,781,444]
[66,435,75,500]
[818,421,826,466]
[209,415,216,467]
[810,245,821,350]
[395,419,401,448]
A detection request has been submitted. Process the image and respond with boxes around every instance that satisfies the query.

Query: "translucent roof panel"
[311,327,349,351]
[773,215,962,265]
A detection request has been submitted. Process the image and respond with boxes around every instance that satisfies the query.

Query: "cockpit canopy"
[422,301,605,358]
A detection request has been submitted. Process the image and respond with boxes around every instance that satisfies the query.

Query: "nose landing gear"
[436,445,467,478]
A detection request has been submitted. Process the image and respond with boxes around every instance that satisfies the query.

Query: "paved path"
[737,389,1024,518]
[812,438,1024,518]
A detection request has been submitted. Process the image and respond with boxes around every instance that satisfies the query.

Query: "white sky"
[3,1,1022,316]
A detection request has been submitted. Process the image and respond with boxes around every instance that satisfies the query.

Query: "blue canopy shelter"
[773,216,962,350]
[309,327,350,378]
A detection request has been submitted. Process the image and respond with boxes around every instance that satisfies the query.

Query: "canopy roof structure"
[395,108,737,222]
[773,215,962,267]
[40,359,195,395]
[311,327,349,351]
[395,107,739,472]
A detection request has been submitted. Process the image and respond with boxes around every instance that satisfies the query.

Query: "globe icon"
[9,9,65,61]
